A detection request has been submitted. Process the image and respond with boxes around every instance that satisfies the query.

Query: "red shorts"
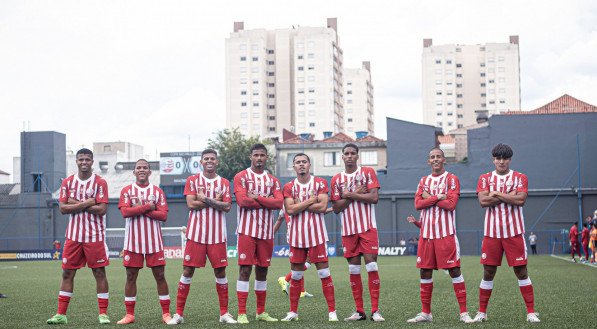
[416,235,461,269]
[123,250,165,268]
[183,240,228,268]
[342,228,379,258]
[290,243,328,264]
[237,234,273,267]
[481,235,527,267]
[62,239,109,270]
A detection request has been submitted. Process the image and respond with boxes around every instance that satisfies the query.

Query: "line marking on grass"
[550,254,597,268]
[0,265,18,269]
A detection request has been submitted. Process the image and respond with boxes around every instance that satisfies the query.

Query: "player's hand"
[215,192,223,201]
[508,189,517,195]
[247,192,259,200]
[325,207,333,214]
[67,198,79,204]
[354,185,367,194]
[437,194,447,200]
[488,191,500,198]
[148,202,156,211]
[84,198,97,207]
[422,191,431,199]
[407,215,417,223]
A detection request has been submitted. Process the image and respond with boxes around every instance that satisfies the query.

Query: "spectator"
[399,238,406,249]
[528,233,537,255]
[53,240,62,251]
[408,238,416,255]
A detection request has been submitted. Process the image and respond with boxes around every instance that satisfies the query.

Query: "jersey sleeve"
[58,178,69,203]
[183,176,195,196]
[516,173,528,193]
[221,178,232,203]
[95,178,109,204]
[330,175,341,201]
[476,174,489,193]
[414,176,438,210]
[118,186,130,209]
[365,168,380,190]
[317,178,329,195]
[283,182,293,199]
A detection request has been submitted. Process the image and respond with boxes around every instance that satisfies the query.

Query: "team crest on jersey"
[69,190,75,198]
[124,255,130,262]
[147,195,156,202]
[355,174,363,182]
[239,253,246,260]
[185,255,191,261]
[439,183,446,190]
[265,180,273,187]
[506,180,513,187]
[481,253,487,260]
[85,187,94,197]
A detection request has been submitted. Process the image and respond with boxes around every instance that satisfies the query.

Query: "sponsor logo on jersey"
[450,178,456,190]
[185,255,191,261]
[86,187,94,197]
[481,178,487,188]
[98,185,104,198]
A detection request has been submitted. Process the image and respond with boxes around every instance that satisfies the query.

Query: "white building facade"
[226,18,345,140]
[422,36,520,132]
[343,61,374,136]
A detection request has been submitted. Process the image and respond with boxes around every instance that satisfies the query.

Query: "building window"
[347,99,353,104]
[308,87,315,93]
[240,67,247,73]
[480,63,486,67]
[499,88,505,93]
[308,76,315,82]
[447,112,453,116]
[252,112,260,118]
[457,104,463,109]
[239,44,247,51]
[456,63,462,68]
[297,55,304,59]
[457,94,463,98]
[251,67,259,73]
[347,82,352,85]
[481,103,486,108]
[489,79,495,83]
[268,105,275,109]
[481,93,486,97]
[437,122,443,126]
[456,114,463,119]
[347,90,352,94]
[298,100,305,106]
[308,99,315,105]
[298,66,304,71]
[241,102,247,107]
[489,100,495,104]
[297,77,304,82]
[267,49,274,54]
[268,94,275,98]
[240,56,246,61]
[481,83,486,87]
[361,151,378,165]
[240,78,247,84]
[267,61,274,65]
[437,112,442,116]
[241,91,247,95]
[308,65,314,70]
[268,116,275,120]
[298,88,304,94]
[252,56,258,61]
[499,99,506,104]
[307,53,314,59]
[251,44,258,51]
[458,124,463,128]
[456,73,462,78]
[268,82,275,87]
[267,72,274,76]
[480,46,485,51]
[309,122,315,127]
[498,56,505,62]
[447,122,453,127]
[269,127,276,132]
[347,118,353,122]
[435,59,441,64]
[456,83,463,88]
[253,102,259,107]
[252,80,259,84]
[436,91,442,95]
[324,152,340,166]
[480,73,486,77]
[446,60,452,64]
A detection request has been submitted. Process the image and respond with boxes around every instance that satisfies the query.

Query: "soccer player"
[280,153,337,322]
[581,223,590,262]
[590,223,597,263]
[47,148,111,325]
[274,207,314,298]
[569,222,580,262]
[473,143,540,323]
[331,143,384,322]
[116,159,171,325]
[233,143,283,324]
[406,148,472,324]
[168,149,237,325]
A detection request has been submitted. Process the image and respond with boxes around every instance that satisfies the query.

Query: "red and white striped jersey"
[234,168,283,240]
[59,174,108,243]
[118,183,168,254]
[477,170,528,238]
[184,173,231,244]
[330,166,380,236]
[415,172,460,239]
[283,177,329,248]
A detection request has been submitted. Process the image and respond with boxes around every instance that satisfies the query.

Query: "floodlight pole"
[576,134,583,232]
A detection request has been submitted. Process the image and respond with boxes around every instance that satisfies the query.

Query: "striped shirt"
[415,171,460,239]
[283,177,329,248]
[330,166,379,236]
[184,173,231,244]
[477,170,528,238]
[119,183,168,254]
[234,168,283,239]
[59,174,108,243]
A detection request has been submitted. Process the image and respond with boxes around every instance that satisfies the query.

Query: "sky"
[1,0,596,179]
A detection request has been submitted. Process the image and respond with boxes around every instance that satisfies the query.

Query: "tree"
[207,128,274,181]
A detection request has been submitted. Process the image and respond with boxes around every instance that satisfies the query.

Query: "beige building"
[276,129,386,177]
[226,18,345,140]
[422,36,520,132]
[343,61,374,136]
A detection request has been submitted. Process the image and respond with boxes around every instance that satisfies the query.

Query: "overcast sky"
[1,0,596,178]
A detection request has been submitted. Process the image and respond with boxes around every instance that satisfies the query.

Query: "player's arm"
[407,215,422,228]
[233,174,262,209]
[86,202,107,215]
[284,195,316,215]
[306,193,329,213]
[414,182,438,210]
[436,178,460,211]
[147,193,168,222]
[344,187,379,204]
[59,198,96,214]
[256,181,284,210]
[198,191,232,213]
[491,190,527,207]
[477,191,501,207]
[273,212,285,233]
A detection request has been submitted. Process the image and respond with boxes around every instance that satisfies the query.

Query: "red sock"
[300,277,305,293]
[125,301,136,316]
[368,271,380,313]
[285,272,292,282]
[320,276,336,312]
[216,283,229,316]
[519,284,535,313]
[255,291,267,314]
[452,282,467,313]
[159,297,170,315]
[420,282,433,314]
[57,294,71,315]
[176,282,190,317]
[237,291,248,314]
[479,288,492,313]
[289,279,301,313]
[98,297,109,314]
[349,274,364,313]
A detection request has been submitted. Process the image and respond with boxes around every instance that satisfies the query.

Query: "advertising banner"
[159,152,203,185]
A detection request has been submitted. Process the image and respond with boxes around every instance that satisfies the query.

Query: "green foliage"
[1,256,592,328]
[207,128,275,181]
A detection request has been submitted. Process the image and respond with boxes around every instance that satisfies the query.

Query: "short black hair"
[429,147,445,157]
[342,143,359,154]
[491,143,513,159]
[135,158,151,169]
[293,153,311,163]
[201,148,218,158]
[250,143,268,154]
[76,148,93,159]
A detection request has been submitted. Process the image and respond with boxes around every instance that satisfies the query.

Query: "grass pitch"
[0,255,592,328]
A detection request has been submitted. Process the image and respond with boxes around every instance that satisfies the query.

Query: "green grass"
[0,255,592,328]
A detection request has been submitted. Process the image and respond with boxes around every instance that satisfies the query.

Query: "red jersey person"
[581,223,590,262]
[280,153,338,322]
[331,143,384,322]
[406,148,473,324]
[569,223,581,262]
[168,149,237,325]
[473,143,540,323]
[233,143,283,324]
[47,148,111,325]
[116,159,171,325]
[274,207,313,298]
